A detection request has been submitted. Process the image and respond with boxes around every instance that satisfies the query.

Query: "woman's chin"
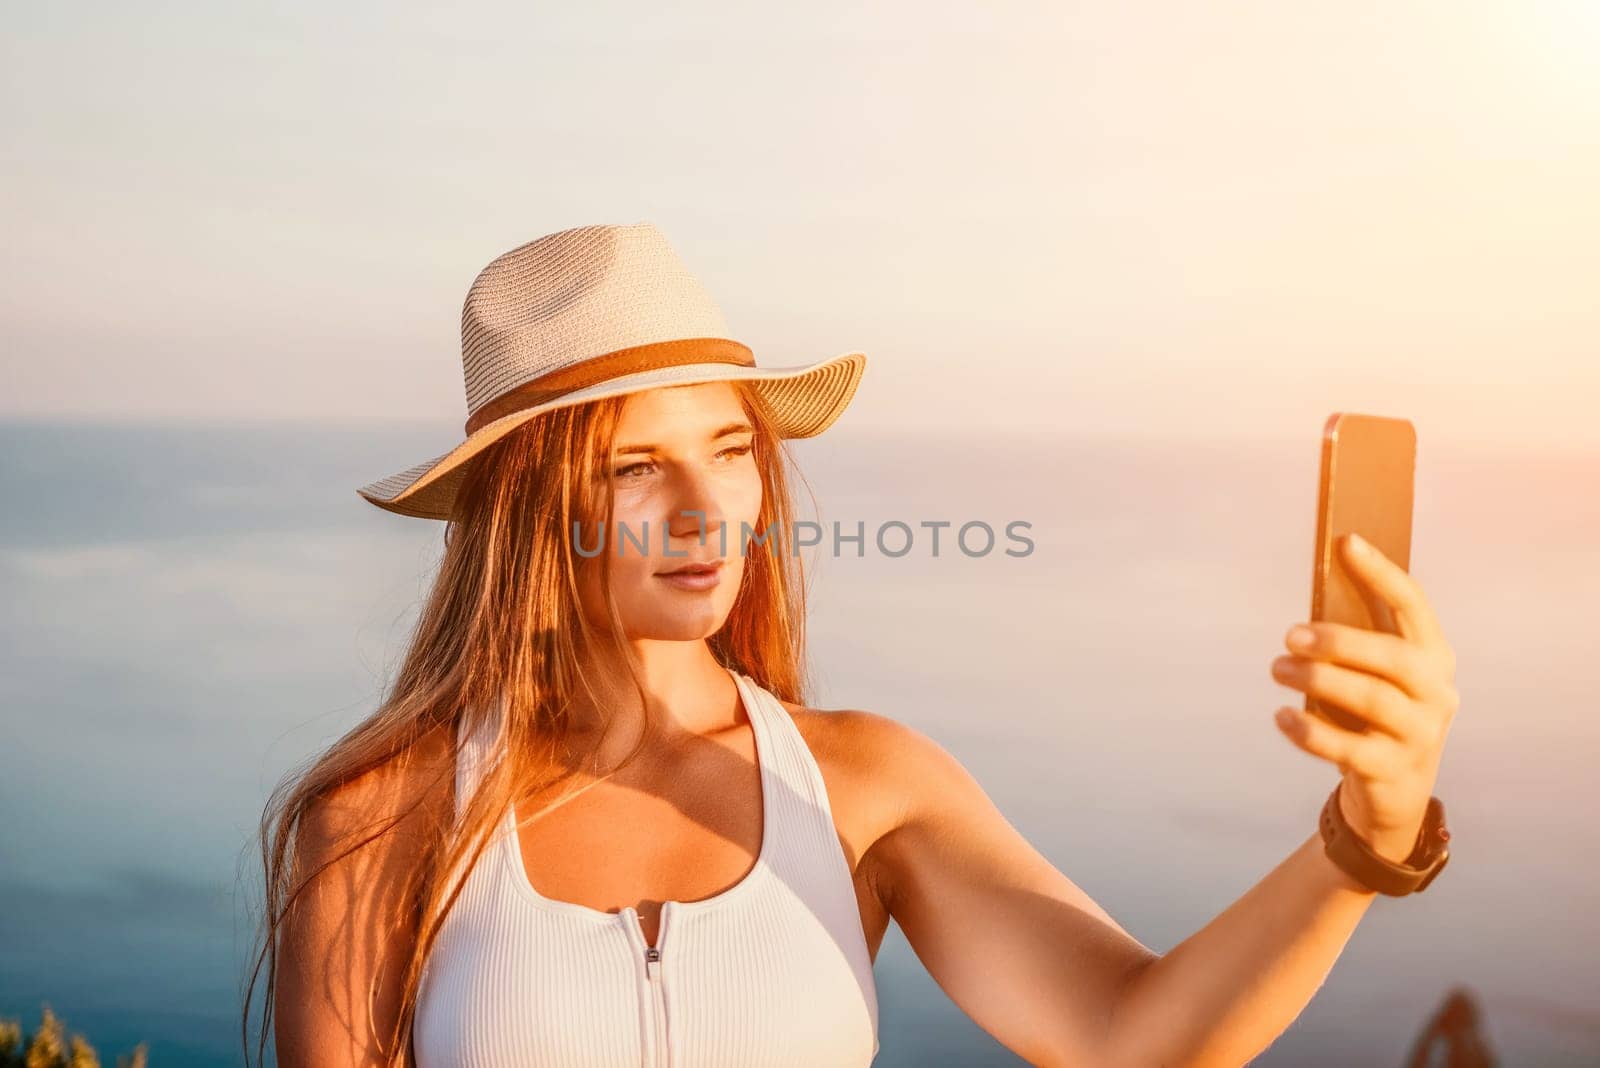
[626,604,735,641]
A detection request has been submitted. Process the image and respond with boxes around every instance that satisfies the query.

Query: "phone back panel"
[1309,413,1416,728]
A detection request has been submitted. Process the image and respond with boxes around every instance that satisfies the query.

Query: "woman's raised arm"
[863,532,1458,1067]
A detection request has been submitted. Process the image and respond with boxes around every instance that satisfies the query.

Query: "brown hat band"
[463,337,756,435]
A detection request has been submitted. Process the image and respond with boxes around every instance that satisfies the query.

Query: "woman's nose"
[664,469,728,544]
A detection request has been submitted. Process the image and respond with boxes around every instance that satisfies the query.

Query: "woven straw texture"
[356,222,866,521]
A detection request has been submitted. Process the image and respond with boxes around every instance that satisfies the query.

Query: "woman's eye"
[612,444,751,481]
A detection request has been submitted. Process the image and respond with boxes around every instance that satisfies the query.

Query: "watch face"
[1414,850,1449,892]
[1422,836,1449,865]
[1406,799,1450,867]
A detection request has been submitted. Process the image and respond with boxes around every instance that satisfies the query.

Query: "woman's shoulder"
[782,699,953,783]
[777,699,962,856]
[781,700,917,766]
[275,721,458,1057]
[297,720,459,861]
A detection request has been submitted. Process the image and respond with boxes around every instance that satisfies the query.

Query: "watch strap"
[1318,781,1450,896]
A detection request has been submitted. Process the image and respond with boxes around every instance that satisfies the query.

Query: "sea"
[1,419,1596,1065]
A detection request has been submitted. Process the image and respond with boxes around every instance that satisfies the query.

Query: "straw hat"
[356,222,867,520]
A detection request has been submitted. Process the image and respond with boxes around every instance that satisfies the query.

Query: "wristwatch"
[1319,781,1450,896]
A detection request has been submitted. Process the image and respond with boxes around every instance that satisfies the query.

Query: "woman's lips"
[655,560,724,591]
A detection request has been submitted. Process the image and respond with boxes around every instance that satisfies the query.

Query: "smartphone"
[1307,413,1416,733]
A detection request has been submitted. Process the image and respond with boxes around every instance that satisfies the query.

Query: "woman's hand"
[1269,532,1460,862]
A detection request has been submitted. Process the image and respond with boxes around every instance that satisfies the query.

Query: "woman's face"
[575,381,764,641]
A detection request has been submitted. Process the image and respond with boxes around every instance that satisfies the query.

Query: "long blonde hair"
[242,380,817,1066]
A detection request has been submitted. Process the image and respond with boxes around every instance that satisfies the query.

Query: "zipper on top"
[646,944,667,1067]
[624,903,673,1068]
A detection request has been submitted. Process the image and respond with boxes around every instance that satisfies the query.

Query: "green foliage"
[0,1005,148,1068]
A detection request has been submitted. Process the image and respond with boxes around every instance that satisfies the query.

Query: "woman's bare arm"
[1108,534,1459,1066]
[864,534,1457,1067]
[1102,830,1391,1067]
[857,713,1156,1066]
[274,732,450,1066]
[855,717,1378,1066]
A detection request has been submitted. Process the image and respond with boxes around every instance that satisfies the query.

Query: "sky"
[3,1,1597,450]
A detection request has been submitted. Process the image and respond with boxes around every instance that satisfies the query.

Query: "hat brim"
[356,350,866,520]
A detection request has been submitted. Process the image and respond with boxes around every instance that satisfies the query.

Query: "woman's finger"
[1274,704,1398,776]
[1283,620,1450,703]
[1339,534,1446,648]
[1270,655,1428,742]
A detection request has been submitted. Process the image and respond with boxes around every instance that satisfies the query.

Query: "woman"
[249,223,1460,1067]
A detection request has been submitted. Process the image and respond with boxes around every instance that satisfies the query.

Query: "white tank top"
[413,669,881,1066]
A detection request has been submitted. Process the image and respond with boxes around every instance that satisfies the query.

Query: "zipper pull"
[645,945,661,980]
